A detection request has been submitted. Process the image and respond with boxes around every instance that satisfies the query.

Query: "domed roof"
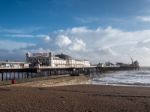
[55,53,72,59]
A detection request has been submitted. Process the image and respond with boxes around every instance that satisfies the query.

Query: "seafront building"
[97,61,139,68]
[0,61,29,68]
[0,52,90,69]
[97,62,120,67]
[26,52,91,68]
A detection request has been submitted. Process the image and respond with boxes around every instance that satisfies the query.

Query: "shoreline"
[2,73,150,88]
[7,75,91,87]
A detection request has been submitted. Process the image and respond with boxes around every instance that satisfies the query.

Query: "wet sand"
[9,75,90,87]
[0,85,150,112]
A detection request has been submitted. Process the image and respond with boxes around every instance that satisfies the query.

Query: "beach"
[8,75,90,87]
[1,72,150,112]
[0,84,150,112]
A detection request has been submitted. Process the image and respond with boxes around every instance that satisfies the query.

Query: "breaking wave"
[91,68,150,87]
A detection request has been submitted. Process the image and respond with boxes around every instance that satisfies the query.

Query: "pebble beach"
[0,75,150,112]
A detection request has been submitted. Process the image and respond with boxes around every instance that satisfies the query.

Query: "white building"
[26,52,52,67]
[26,52,90,68]
[0,61,29,68]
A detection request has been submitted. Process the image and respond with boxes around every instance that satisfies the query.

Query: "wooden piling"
[1,73,3,81]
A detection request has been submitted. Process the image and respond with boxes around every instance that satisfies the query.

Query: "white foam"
[91,70,150,87]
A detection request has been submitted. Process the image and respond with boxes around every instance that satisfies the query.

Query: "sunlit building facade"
[26,52,90,68]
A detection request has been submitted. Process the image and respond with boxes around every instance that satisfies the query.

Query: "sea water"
[91,68,150,87]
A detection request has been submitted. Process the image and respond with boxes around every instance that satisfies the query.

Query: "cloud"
[0,26,44,34]
[5,34,50,38]
[5,34,35,38]
[71,27,91,33]
[56,35,72,47]
[5,34,52,44]
[29,48,51,53]
[0,49,25,61]
[98,48,118,56]
[42,35,51,43]
[0,28,25,34]
[137,16,150,22]
[2,26,150,66]
[69,39,86,51]
[0,39,36,61]
[51,26,150,66]
[74,17,100,24]
[0,40,35,50]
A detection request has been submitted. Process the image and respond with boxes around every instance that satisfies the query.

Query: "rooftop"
[55,53,73,60]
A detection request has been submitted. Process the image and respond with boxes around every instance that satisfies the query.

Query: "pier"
[0,66,138,82]
[0,52,139,83]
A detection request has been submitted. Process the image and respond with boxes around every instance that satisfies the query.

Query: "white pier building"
[26,52,90,68]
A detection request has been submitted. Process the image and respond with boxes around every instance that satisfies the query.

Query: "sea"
[91,67,150,87]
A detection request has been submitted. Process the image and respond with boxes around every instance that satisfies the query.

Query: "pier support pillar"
[1,73,3,81]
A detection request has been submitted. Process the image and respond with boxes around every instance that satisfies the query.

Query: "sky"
[1,0,150,66]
